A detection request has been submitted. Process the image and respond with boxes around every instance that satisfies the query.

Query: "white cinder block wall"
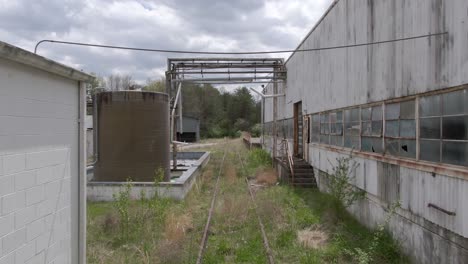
[0,42,92,264]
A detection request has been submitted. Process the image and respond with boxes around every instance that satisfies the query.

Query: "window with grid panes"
[330,111,343,146]
[344,108,360,149]
[384,100,416,158]
[320,113,330,144]
[311,114,320,143]
[419,89,468,166]
[361,105,383,153]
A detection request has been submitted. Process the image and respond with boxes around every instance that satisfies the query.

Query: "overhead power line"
[34,32,448,55]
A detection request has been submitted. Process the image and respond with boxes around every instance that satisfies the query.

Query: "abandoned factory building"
[264,0,468,263]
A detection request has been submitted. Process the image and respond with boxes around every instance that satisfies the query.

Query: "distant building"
[0,41,93,263]
[176,116,200,142]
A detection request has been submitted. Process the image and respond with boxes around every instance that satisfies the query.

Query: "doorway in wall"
[294,101,303,157]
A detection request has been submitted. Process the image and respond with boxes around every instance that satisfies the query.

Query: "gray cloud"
[0,0,333,84]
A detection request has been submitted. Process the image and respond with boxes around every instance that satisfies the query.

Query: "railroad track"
[196,142,274,264]
[236,150,275,264]
[195,147,227,264]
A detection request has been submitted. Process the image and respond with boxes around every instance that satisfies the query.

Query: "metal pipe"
[187,81,284,85]
[171,77,284,83]
[174,70,286,75]
[171,83,182,171]
[169,57,284,62]
[249,88,285,98]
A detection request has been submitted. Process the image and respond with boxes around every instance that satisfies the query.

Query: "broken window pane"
[420,118,441,139]
[442,141,468,166]
[330,112,337,123]
[443,90,467,115]
[420,95,441,117]
[400,139,416,158]
[372,121,383,136]
[385,121,399,137]
[420,140,440,163]
[385,139,400,156]
[372,105,383,121]
[401,100,415,119]
[386,103,400,120]
[400,120,416,138]
[361,107,371,120]
[442,116,468,140]
[362,137,383,153]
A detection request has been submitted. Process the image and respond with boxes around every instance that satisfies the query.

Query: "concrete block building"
[264,0,468,263]
[0,41,93,263]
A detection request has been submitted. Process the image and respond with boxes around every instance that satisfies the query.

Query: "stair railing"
[280,139,294,184]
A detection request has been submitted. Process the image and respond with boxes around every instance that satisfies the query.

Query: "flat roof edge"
[0,41,95,82]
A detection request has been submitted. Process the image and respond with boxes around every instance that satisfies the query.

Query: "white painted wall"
[0,57,80,263]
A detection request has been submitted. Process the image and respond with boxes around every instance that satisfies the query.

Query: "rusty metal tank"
[94,91,170,182]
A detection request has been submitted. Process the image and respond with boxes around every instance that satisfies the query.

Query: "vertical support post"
[261,97,264,146]
[415,97,420,160]
[273,66,278,160]
[78,81,87,264]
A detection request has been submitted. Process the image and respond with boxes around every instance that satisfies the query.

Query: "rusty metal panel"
[94,91,170,182]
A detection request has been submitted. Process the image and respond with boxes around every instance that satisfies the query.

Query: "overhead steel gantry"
[165,57,286,174]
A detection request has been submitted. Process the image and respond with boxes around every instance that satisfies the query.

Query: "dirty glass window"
[385,100,416,158]
[330,111,343,146]
[361,105,383,153]
[420,89,468,166]
[311,114,320,143]
[344,108,360,149]
[320,113,330,144]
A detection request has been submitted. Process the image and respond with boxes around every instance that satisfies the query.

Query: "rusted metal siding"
[94,91,170,182]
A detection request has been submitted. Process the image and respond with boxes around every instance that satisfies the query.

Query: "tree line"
[88,74,261,138]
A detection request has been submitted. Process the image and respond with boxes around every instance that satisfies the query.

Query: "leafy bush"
[328,155,365,208]
[250,123,262,137]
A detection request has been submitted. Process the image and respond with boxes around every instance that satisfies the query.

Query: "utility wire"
[34,32,448,55]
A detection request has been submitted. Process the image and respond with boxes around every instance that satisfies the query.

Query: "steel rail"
[236,150,275,264]
[196,147,227,264]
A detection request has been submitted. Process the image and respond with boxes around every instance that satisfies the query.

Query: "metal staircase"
[288,157,317,188]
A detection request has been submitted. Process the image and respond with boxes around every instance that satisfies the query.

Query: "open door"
[294,101,303,157]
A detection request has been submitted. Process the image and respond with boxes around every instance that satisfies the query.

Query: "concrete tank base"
[87,152,210,201]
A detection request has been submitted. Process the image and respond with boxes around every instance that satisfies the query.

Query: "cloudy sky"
[0,0,333,85]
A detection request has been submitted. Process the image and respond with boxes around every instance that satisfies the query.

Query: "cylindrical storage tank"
[94,91,170,182]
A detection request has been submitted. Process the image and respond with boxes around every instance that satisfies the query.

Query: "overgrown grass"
[87,139,407,263]
[254,187,408,264]
[244,148,272,176]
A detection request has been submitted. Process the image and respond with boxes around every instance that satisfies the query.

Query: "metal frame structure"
[165,58,286,176]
